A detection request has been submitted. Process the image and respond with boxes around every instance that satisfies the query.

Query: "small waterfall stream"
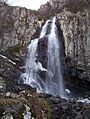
[40,20,49,38]
[46,17,65,97]
[22,17,65,97]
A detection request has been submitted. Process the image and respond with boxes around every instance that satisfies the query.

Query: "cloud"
[8,0,49,10]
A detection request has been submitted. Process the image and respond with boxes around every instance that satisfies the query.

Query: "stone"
[51,97,60,104]
[0,2,90,119]
[1,113,13,119]
[5,92,11,97]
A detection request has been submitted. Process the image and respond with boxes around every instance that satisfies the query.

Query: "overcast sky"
[7,0,49,10]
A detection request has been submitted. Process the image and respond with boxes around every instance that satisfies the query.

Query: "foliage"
[8,43,24,54]
[41,100,51,119]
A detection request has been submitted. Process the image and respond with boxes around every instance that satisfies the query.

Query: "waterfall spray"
[22,17,66,98]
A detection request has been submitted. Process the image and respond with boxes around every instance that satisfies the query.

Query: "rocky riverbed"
[0,87,90,119]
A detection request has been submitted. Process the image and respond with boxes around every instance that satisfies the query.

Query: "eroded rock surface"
[0,1,90,118]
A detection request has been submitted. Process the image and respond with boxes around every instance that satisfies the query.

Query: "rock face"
[38,0,90,94]
[0,2,43,89]
[56,9,90,90]
[0,2,41,52]
[0,0,90,94]
[0,1,90,119]
[50,0,90,11]
[39,0,90,85]
[39,0,90,75]
[49,0,90,75]
[41,94,90,119]
[39,0,90,72]
[0,90,90,119]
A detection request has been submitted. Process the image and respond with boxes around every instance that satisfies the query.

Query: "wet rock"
[38,0,90,91]
[38,36,48,69]
[51,97,60,104]
[0,77,6,93]
[1,113,14,119]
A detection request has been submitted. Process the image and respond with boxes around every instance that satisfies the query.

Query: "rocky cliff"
[0,2,43,86]
[38,0,90,90]
[0,3,41,51]
[0,1,90,119]
[0,0,90,91]
[39,0,90,72]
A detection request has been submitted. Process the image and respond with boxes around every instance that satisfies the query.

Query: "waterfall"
[22,20,49,92]
[22,17,65,98]
[23,38,39,87]
[40,20,49,38]
[46,17,65,97]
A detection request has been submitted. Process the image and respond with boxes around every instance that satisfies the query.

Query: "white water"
[22,17,65,97]
[40,20,49,38]
[45,17,65,97]
[22,20,49,92]
[22,39,39,88]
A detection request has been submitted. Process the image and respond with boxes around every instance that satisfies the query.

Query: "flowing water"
[22,17,65,97]
[22,20,49,92]
[45,17,65,97]
[40,20,49,38]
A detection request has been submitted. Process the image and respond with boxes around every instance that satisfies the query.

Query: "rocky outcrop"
[49,0,90,74]
[50,0,90,11]
[0,1,90,119]
[39,0,90,76]
[0,91,51,119]
[0,91,90,119]
[38,0,90,94]
[0,2,44,88]
[40,94,90,119]
[0,2,42,52]
[39,0,90,73]
[0,0,90,93]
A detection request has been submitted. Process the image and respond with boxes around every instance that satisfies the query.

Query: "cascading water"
[23,38,39,87]
[22,19,49,92]
[46,17,65,97]
[40,20,49,38]
[22,17,65,97]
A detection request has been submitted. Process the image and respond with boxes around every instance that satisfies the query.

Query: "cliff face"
[50,0,90,10]
[0,1,90,90]
[0,2,43,85]
[0,5,42,52]
[38,0,90,91]
[0,1,90,119]
[45,0,90,76]
[58,10,90,70]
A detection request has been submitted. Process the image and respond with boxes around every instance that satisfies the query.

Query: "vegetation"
[8,43,24,54]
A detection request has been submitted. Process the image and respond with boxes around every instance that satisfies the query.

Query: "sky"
[7,0,49,10]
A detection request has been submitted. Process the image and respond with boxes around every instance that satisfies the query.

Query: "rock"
[50,0,90,11]
[1,113,14,119]
[0,91,90,119]
[65,89,70,94]
[38,36,48,69]
[51,97,60,104]
[0,1,90,119]
[23,105,31,119]
[6,92,11,97]
[0,3,40,52]
[0,77,6,93]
